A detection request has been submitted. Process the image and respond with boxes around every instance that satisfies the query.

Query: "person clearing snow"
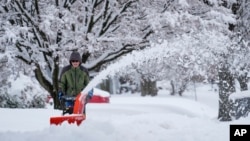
[50,51,93,126]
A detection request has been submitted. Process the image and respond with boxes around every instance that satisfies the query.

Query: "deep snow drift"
[0,85,249,141]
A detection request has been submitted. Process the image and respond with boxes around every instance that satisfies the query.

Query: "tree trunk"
[237,74,248,91]
[99,79,110,93]
[141,79,158,96]
[34,58,60,109]
[170,80,175,95]
[52,56,60,109]
[178,79,188,96]
[218,64,235,121]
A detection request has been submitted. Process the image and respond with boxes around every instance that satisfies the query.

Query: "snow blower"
[50,93,88,126]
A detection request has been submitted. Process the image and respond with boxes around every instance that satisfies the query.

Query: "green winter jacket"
[59,65,89,96]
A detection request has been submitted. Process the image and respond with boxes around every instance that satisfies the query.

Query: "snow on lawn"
[0,85,249,141]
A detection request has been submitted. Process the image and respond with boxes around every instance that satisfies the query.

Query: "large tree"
[232,0,250,91]
[216,0,250,120]
[0,0,152,108]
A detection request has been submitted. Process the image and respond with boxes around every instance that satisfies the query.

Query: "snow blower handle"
[58,91,64,100]
[84,88,93,103]
[87,89,94,98]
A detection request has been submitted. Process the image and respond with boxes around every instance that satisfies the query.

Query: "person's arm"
[59,73,67,94]
[80,66,90,87]
[58,66,70,93]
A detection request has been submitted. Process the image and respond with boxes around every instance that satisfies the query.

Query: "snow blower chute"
[50,93,88,126]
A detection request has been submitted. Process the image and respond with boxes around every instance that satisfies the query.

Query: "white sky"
[0,84,249,141]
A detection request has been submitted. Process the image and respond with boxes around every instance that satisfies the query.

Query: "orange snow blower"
[50,93,88,126]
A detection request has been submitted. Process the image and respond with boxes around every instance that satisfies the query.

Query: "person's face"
[71,60,80,68]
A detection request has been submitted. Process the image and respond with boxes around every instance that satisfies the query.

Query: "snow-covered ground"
[0,84,249,141]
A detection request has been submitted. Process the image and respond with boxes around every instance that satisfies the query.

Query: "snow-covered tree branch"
[0,0,152,108]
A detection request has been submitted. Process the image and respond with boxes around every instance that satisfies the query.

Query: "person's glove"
[87,89,94,99]
[58,91,64,100]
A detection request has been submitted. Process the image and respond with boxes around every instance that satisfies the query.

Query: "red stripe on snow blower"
[50,114,85,126]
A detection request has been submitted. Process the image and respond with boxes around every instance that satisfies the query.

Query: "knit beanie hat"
[69,51,82,64]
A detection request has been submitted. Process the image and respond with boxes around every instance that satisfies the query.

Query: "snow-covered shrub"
[29,95,46,108]
[0,93,19,108]
[0,44,47,108]
[0,72,47,108]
